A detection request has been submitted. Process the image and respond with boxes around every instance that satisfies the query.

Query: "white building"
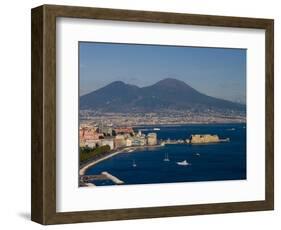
[126,138,132,147]
[84,139,101,148]
[100,138,114,150]
[114,134,126,148]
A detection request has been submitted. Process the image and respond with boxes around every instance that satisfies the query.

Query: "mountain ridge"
[80,78,245,112]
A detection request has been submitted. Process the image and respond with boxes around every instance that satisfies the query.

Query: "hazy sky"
[79,42,246,103]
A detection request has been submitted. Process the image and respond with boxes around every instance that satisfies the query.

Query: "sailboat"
[163,153,170,162]
[132,160,137,168]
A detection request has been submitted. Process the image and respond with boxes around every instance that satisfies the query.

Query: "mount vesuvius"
[80,78,245,113]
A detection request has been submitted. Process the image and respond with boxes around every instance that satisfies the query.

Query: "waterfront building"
[79,127,104,141]
[84,139,101,148]
[114,134,126,148]
[126,138,132,147]
[147,133,157,145]
[190,134,220,144]
[139,135,147,146]
[131,135,147,146]
[131,139,142,146]
[80,127,104,148]
[80,138,86,147]
[100,138,114,150]
[143,137,147,145]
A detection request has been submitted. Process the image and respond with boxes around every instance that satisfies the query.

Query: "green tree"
[80,145,111,163]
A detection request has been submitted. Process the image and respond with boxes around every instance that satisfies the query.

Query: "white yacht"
[176,160,190,166]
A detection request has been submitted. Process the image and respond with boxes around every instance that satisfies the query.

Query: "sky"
[79,42,246,104]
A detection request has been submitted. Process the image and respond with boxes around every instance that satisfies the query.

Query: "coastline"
[79,145,163,176]
[133,122,246,128]
[79,123,244,177]
[79,150,123,176]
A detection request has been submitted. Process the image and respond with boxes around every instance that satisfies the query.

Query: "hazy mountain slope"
[80,78,245,112]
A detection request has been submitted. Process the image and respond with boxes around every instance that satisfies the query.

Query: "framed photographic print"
[31,4,274,225]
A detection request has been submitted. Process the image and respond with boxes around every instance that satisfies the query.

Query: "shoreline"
[132,122,246,128]
[79,138,233,176]
[79,150,123,176]
[81,121,246,128]
[79,145,163,176]
[79,123,242,176]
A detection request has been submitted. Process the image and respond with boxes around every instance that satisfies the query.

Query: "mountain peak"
[151,78,196,93]
[154,78,189,87]
[102,80,140,91]
[156,78,185,84]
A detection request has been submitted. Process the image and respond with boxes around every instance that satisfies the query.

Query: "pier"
[102,171,124,184]
[80,171,124,185]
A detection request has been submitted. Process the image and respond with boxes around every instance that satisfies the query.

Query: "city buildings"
[100,138,114,150]
[80,124,158,150]
[79,127,104,148]
[114,127,134,135]
[114,134,126,148]
[98,124,113,136]
[126,138,132,147]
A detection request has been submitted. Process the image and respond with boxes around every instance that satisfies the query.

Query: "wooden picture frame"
[31,4,274,225]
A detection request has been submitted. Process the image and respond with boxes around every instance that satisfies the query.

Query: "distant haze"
[79,42,246,104]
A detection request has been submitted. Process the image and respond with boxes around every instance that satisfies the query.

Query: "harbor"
[79,124,246,187]
[79,134,229,176]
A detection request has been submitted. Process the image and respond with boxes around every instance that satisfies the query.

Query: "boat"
[220,137,230,142]
[163,153,170,162]
[139,128,149,131]
[176,160,190,166]
[132,160,137,167]
[153,128,160,131]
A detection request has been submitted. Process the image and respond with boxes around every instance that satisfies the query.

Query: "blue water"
[85,123,246,186]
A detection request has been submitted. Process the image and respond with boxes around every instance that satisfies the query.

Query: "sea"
[85,123,246,186]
